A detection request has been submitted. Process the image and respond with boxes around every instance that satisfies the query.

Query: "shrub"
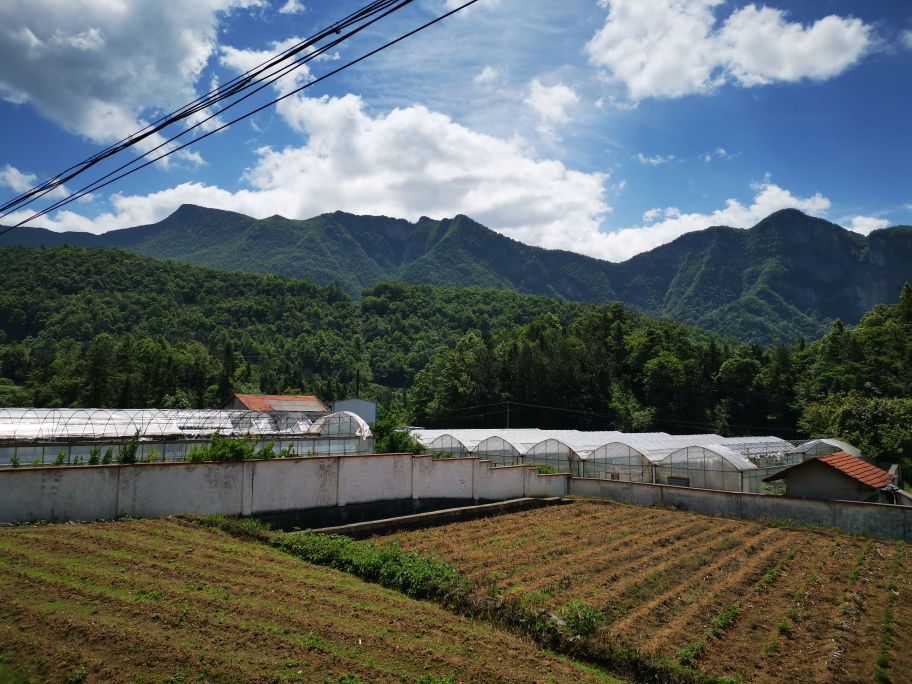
[30,456,43,467]
[536,464,556,474]
[10,454,20,468]
[558,600,603,639]
[72,455,84,466]
[101,447,113,465]
[139,449,160,464]
[88,445,101,465]
[117,432,140,464]
[53,451,67,466]
[187,433,255,462]
[275,532,468,603]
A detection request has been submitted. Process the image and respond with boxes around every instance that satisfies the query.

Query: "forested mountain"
[4,206,911,344]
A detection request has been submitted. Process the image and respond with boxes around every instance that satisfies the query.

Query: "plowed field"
[0,519,619,684]
[386,499,911,683]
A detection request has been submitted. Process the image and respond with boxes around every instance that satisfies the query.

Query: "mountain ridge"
[3,205,910,343]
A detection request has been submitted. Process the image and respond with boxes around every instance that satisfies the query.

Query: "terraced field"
[387,499,911,683]
[0,519,618,684]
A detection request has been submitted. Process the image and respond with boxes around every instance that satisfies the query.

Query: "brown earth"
[0,518,621,684]
[386,498,912,683]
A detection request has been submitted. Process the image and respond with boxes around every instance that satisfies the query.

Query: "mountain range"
[4,205,911,343]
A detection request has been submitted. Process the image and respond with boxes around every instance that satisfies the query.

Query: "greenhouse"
[0,408,373,466]
[410,427,862,494]
[654,445,756,492]
[789,438,862,459]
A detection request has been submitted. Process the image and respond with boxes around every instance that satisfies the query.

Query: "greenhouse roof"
[410,428,782,470]
[0,408,370,442]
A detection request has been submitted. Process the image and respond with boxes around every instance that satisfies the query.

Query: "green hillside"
[6,206,910,343]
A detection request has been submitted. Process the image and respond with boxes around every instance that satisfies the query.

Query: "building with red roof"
[764,451,897,503]
[220,393,330,417]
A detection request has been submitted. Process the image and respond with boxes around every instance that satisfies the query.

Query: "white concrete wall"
[0,466,119,523]
[569,477,912,541]
[413,456,474,499]
[474,463,527,500]
[247,458,339,514]
[337,454,413,506]
[118,462,243,519]
[524,469,570,498]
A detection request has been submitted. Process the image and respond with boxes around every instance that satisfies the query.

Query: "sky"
[0,0,910,262]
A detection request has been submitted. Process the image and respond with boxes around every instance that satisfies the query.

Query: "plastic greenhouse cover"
[787,438,861,458]
[0,408,378,441]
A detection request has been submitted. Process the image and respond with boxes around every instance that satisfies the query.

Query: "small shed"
[764,452,895,503]
[221,393,329,418]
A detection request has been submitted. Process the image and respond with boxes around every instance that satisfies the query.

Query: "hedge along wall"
[0,454,569,524]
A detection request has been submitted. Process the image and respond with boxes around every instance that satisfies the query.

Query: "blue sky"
[0,0,910,261]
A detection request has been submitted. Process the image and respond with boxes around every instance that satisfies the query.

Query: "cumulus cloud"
[278,0,304,14]
[635,153,674,166]
[0,164,69,199]
[524,79,580,139]
[0,0,260,153]
[586,0,872,100]
[902,30,912,50]
[846,215,890,235]
[18,92,610,247]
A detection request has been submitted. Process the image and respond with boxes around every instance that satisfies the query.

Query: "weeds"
[536,464,556,474]
[9,455,19,468]
[849,539,875,584]
[101,447,113,465]
[187,433,296,462]
[558,600,603,639]
[64,667,87,684]
[776,618,793,638]
[139,449,160,464]
[52,451,66,466]
[87,446,101,465]
[874,541,905,683]
[30,456,42,467]
[117,432,140,465]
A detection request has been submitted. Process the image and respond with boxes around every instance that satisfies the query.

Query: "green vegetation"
[7,205,911,343]
[186,433,286,462]
[2,243,912,471]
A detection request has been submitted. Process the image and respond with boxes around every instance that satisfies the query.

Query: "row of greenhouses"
[0,409,373,466]
[410,429,860,493]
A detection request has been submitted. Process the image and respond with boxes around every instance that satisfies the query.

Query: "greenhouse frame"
[411,428,849,494]
[0,408,372,466]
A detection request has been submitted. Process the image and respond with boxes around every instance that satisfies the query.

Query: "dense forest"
[1,245,910,466]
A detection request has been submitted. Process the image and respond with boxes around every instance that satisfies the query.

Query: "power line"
[1,0,481,234]
[0,0,413,217]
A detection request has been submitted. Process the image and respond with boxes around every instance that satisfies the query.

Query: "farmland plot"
[0,519,617,684]
[386,499,911,683]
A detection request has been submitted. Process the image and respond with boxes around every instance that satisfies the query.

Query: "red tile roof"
[231,393,329,413]
[819,452,895,489]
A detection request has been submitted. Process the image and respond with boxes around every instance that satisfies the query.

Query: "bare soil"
[387,499,911,683]
[0,518,620,684]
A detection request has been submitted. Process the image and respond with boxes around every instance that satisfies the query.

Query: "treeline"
[0,247,583,407]
[1,246,910,467]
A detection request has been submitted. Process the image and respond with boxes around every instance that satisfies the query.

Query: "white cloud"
[586,0,872,100]
[473,65,500,85]
[846,215,890,235]
[278,0,304,14]
[700,147,737,162]
[635,152,674,166]
[902,30,912,50]
[0,0,261,152]
[524,79,579,125]
[19,93,611,247]
[0,164,69,199]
